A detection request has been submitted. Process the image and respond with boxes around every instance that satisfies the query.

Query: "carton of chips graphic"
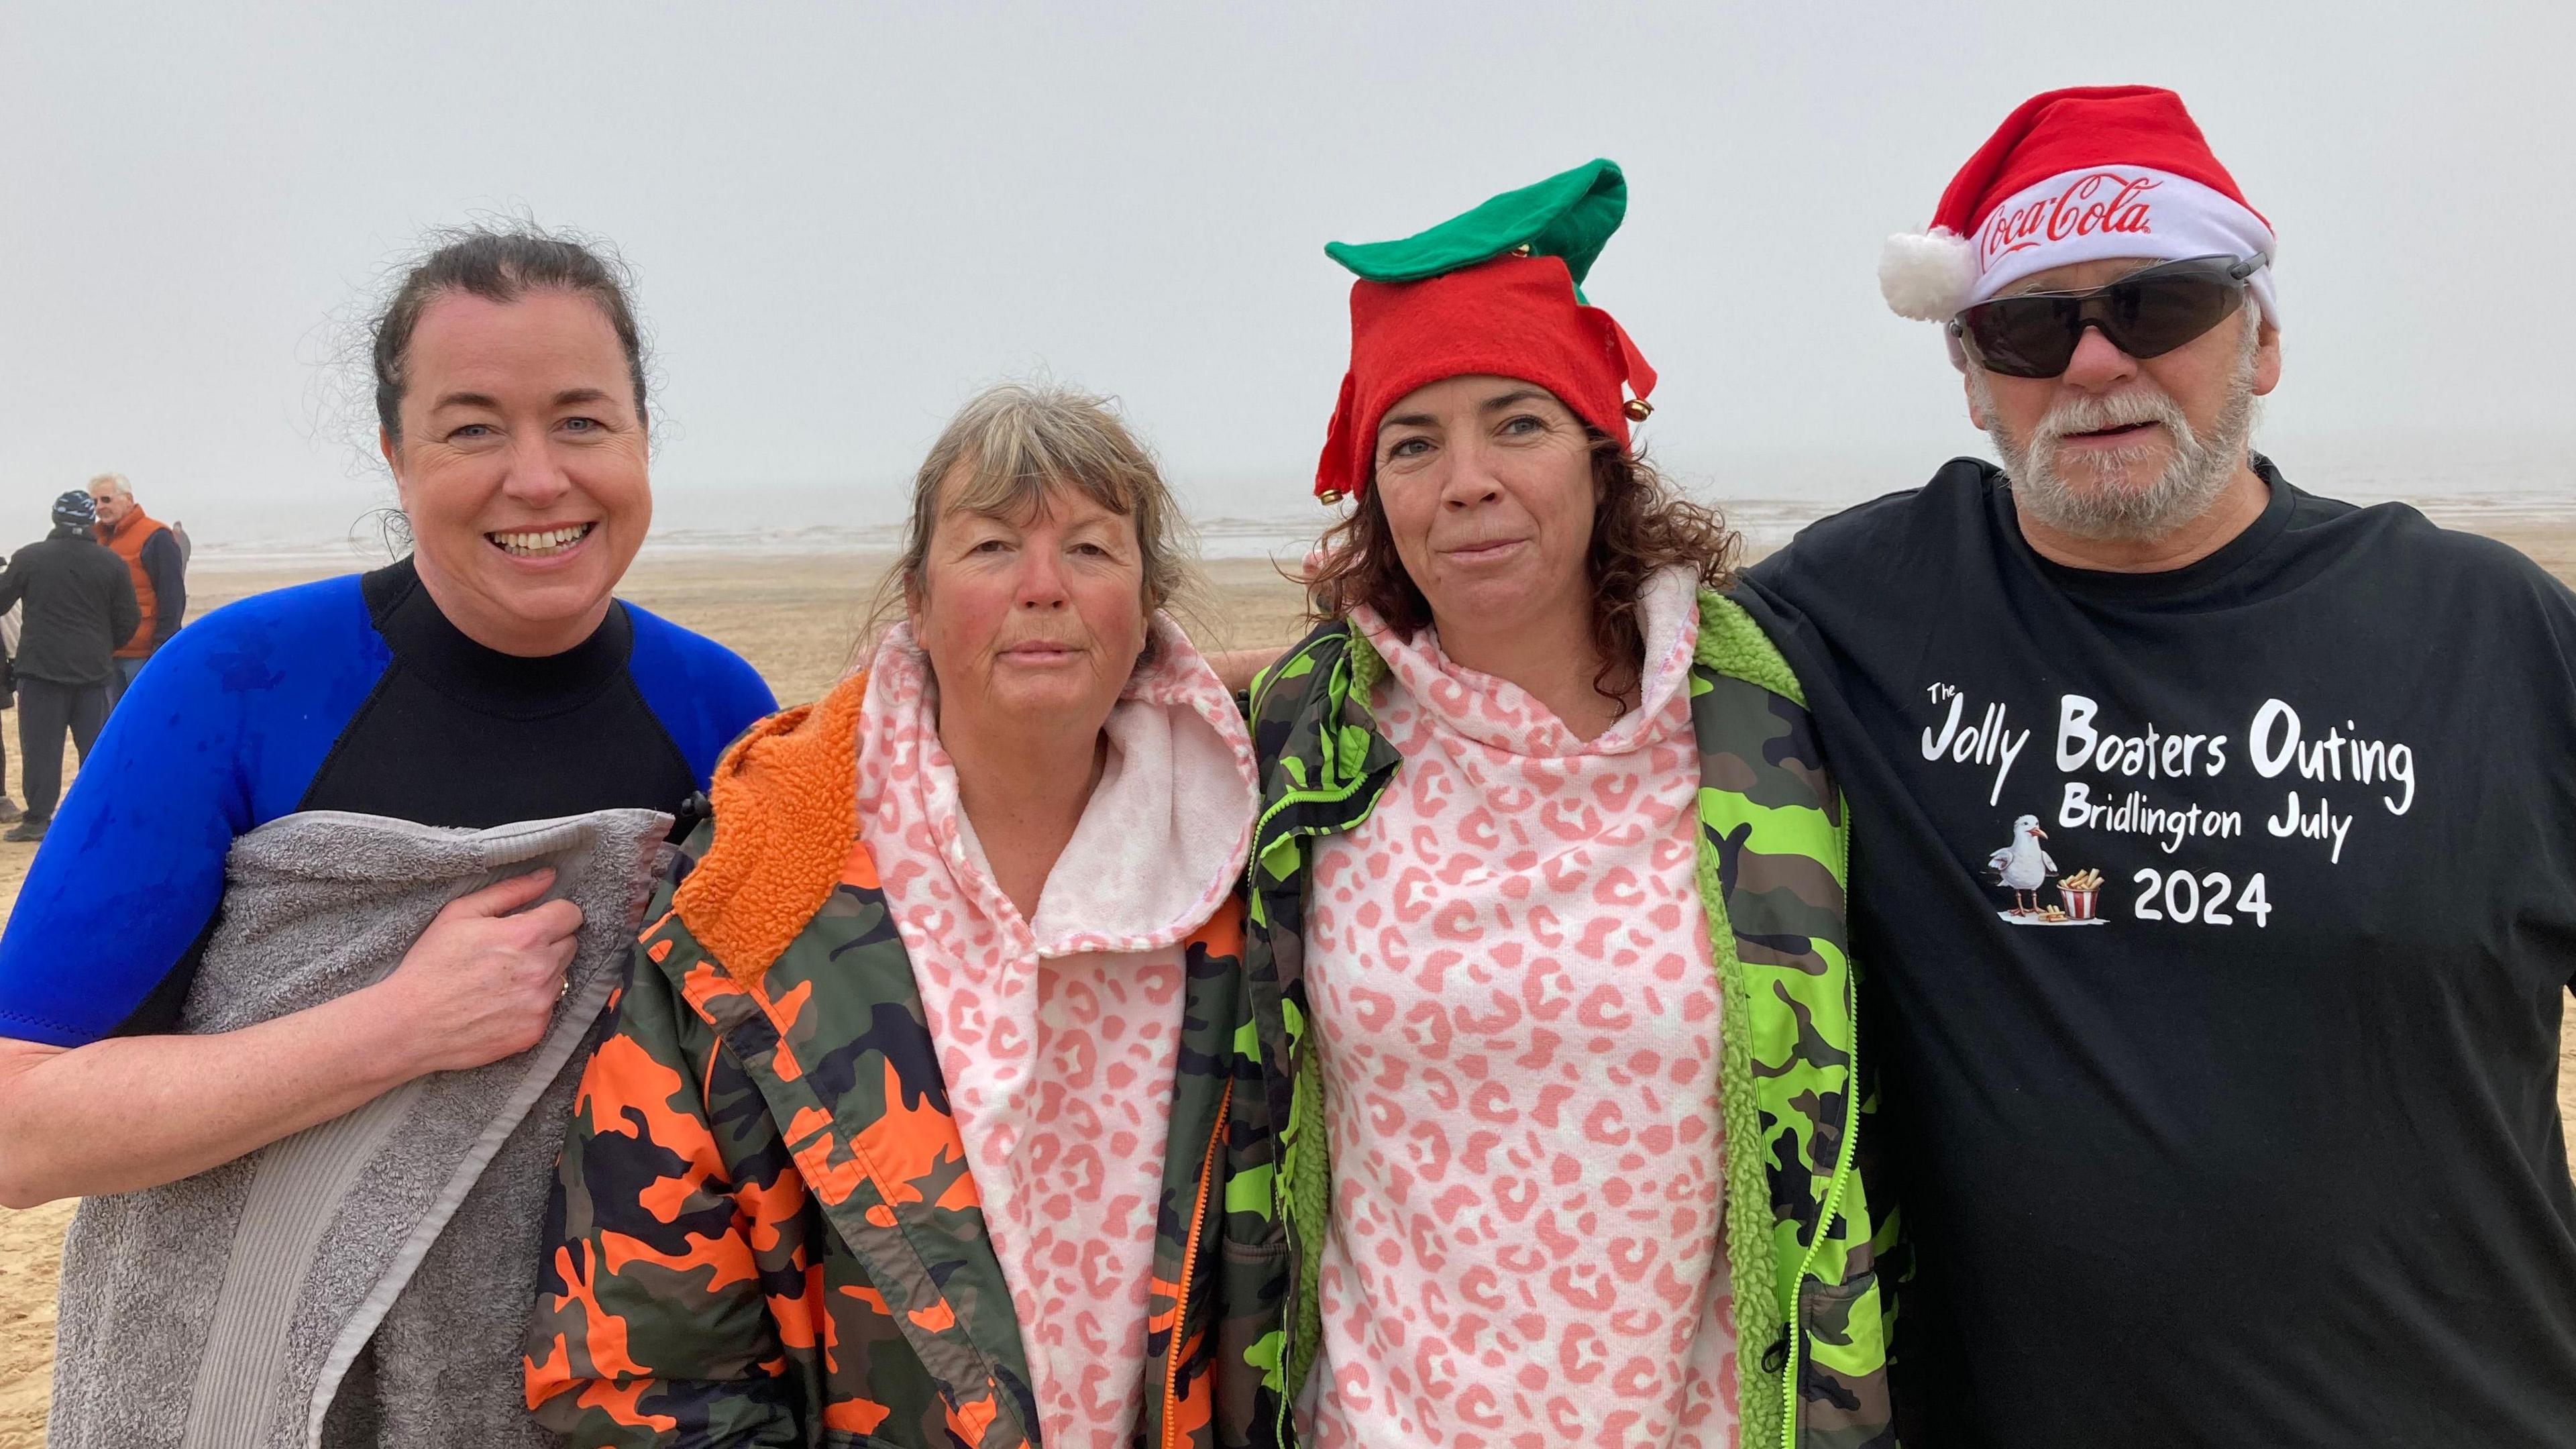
[2057,868,2102,920]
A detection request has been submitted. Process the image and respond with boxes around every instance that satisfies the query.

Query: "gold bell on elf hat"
[1314,158,1659,505]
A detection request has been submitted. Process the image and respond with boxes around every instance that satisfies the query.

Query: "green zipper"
[1773,804,1862,1449]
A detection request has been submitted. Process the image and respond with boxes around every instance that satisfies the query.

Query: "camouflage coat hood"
[525,669,1293,1448]
[1242,592,1899,1448]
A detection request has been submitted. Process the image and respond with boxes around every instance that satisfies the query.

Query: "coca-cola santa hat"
[1314,158,1657,502]
[1879,85,2278,343]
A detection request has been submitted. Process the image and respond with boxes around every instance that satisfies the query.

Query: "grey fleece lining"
[51,808,669,1449]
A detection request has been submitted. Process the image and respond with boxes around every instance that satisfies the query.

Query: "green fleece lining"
[1701,820,1784,1448]
[1701,591,1834,1449]
[1346,621,1388,694]
[1696,590,1806,707]
[1281,1038,1330,1403]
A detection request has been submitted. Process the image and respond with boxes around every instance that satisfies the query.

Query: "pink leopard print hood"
[852,613,1257,1446]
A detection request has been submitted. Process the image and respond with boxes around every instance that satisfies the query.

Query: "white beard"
[1975,322,2260,545]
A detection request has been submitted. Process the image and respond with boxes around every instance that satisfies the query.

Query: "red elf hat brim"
[1315,254,1656,502]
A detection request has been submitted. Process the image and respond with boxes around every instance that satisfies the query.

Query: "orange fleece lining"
[672,669,871,984]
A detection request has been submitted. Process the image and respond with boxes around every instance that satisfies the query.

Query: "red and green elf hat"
[1314,158,1658,503]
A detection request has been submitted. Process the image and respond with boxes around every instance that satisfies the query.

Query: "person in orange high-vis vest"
[86,474,186,708]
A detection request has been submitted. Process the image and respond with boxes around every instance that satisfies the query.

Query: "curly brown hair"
[1303,434,1740,705]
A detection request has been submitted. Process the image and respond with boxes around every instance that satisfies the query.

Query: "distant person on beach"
[0,227,774,1438]
[1737,86,2576,1446]
[0,490,138,843]
[1246,162,1890,1447]
[0,600,19,824]
[527,384,1285,1448]
[86,472,186,708]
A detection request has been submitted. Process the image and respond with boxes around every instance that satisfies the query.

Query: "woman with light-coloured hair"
[527,383,1293,1448]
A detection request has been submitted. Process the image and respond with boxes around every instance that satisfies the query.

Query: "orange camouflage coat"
[523,672,1293,1447]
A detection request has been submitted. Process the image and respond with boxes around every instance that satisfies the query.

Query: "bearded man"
[1739,87,2576,1447]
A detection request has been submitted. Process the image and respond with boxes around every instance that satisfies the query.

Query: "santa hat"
[1880,87,2278,352]
[1316,159,1656,502]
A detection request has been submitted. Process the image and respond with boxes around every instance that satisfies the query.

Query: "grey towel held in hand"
[48,807,672,1449]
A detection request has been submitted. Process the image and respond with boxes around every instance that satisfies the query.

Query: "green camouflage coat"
[525,673,1293,1448]
[1243,592,1897,1449]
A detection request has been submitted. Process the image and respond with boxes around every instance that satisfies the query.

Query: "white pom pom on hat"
[1878,229,1978,322]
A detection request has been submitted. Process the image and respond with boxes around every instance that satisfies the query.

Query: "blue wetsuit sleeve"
[0,631,252,1046]
[0,579,380,1048]
[621,606,778,785]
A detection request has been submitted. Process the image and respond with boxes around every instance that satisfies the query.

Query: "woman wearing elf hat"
[1242,162,1892,1447]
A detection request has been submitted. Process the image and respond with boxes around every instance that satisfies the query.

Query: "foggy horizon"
[6,1,2569,551]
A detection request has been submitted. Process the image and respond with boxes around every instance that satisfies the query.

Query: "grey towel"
[47,808,672,1449]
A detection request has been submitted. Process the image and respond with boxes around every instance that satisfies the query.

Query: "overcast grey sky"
[3,1,2568,543]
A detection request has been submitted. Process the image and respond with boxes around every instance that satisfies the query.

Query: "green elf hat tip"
[1325,158,1627,298]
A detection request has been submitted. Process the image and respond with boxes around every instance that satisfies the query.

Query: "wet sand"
[4,534,2573,1444]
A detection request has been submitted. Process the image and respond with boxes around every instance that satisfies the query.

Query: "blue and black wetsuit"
[0,557,777,1049]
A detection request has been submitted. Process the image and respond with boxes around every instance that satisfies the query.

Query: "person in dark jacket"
[0,491,140,841]
[0,604,22,825]
[87,473,186,708]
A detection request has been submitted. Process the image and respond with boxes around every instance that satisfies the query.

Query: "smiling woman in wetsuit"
[0,228,775,1208]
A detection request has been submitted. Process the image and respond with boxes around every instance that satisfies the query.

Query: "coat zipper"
[1774,811,1862,1449]
[1163,1076,1233,1449]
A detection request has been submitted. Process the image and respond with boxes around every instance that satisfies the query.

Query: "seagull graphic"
[1986,814,2055,916]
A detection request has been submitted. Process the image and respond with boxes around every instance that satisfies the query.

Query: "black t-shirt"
[1739,457,2576,1448]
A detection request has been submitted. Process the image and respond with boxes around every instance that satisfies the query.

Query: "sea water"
[178,431,2573,572]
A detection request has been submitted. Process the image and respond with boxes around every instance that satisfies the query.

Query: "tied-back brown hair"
[870,382,1202,651]
[1304,434,1739,703]
[370,225,648,445]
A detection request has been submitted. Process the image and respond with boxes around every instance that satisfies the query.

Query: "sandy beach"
[3,535,2573,1445]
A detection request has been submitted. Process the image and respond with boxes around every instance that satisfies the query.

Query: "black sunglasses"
[1951,254,2267,378]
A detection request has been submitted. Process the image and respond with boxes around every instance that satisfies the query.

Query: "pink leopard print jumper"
[854,619,1257,1448]
[1304,568,1736,1449]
